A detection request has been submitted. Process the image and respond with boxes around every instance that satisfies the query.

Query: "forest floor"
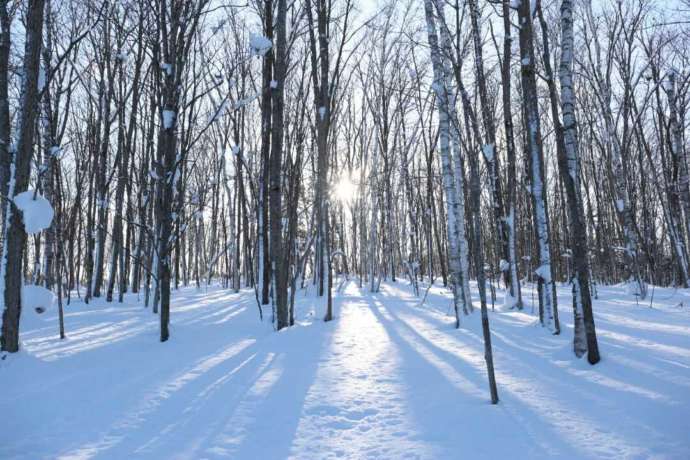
[2,278,690,459]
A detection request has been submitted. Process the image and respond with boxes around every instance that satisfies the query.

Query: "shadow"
[376,283,688,458]
[367,294,574,458]
[204,322,333,459]
[54,290,333,460]
[5,281,690,460]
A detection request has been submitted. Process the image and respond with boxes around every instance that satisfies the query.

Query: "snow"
[662,78,673,92]
[249,34,272,56]
[502,289,516,310]
[499,258,510,272]
[626,278,644,297]
[234,93,259,110]
[615,198,625,212]
[1,280,689,459]
[37,67,46,92]
[22,284,56,314]
[162,109,175,129]
[318,106,327,120]
[13,190,54,235]
[270,80,278,89]
[535,263,552,282]
[482,143,494,162]
[160,62,173,76]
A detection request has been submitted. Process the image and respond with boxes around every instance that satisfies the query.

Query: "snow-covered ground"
[2,279,690,459]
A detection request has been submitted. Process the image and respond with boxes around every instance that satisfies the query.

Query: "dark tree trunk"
[1,0,46,352]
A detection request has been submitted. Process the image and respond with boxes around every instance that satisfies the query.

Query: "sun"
[333,173,357,205]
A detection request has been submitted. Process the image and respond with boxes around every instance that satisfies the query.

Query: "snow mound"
[13,190,54,235]
[22,284,55,314]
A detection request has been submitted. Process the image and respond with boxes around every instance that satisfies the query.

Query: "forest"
[1,0,690,458]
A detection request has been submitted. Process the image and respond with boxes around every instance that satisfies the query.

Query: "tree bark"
[517,0,559,334]
[558,0,600,363]
[1,0,46,352]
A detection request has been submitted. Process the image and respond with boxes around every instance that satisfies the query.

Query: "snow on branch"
[13,190,54,235]
[249,34,272,57]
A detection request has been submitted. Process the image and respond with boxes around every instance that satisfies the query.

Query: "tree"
[557,0,600,363]
[270,0,289,329]
[423,0,468,327]
[516,0,560,334]
[152,0,209,342]
[1,0,46,352]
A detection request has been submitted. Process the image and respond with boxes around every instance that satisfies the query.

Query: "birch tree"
[516,0,559,334]
[423,0,467,327]
[558,0,600,363]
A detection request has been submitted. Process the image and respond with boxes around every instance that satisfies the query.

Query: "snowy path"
[2,280,690,459]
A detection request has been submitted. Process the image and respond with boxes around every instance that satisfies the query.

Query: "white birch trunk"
[424,0,466,325]
[435,0,472,313]
[560,0,588,356]
[369,120,380,293]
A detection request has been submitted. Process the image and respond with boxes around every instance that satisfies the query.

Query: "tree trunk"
[558,0,600,363]
[0,0,46,352]
[270,0,289,329]
[517,0,559,334]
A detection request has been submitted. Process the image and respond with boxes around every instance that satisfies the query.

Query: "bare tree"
[1,0,46,352]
